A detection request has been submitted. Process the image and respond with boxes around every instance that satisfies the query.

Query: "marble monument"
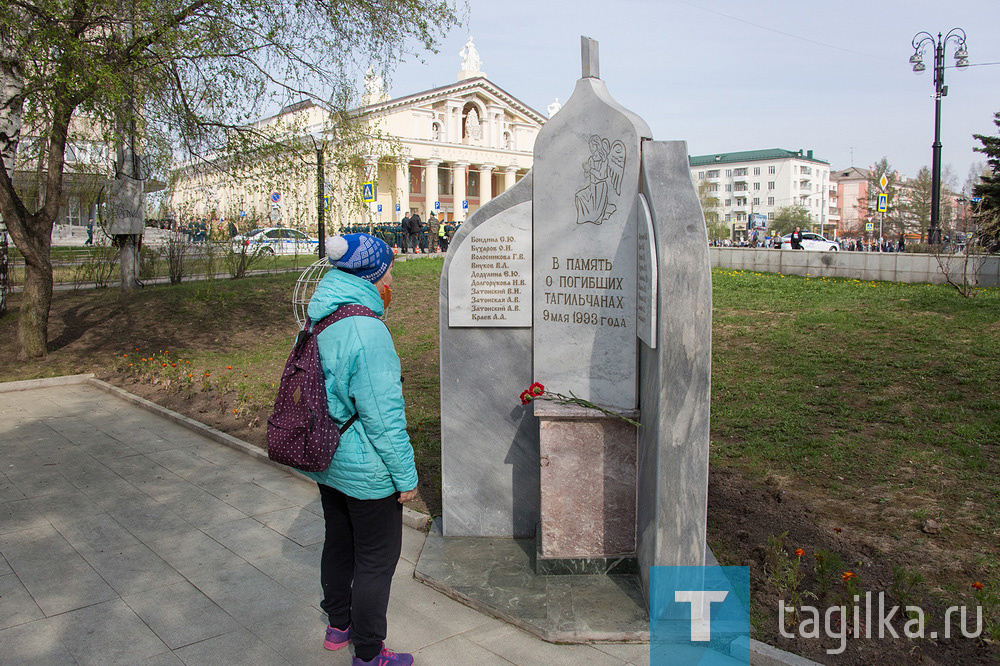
[437,36,711,606]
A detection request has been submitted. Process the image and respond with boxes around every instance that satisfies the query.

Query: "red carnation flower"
[520,390,532,405]
[529,382,545,397]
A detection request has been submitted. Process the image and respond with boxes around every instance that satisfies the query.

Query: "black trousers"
[318,484,402,660]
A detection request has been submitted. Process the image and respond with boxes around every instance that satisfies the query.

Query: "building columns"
[479,163,495,205]
[394,160,409,221]
[503,166,517,194]
[424,158,442,219]
[453,162,468,220]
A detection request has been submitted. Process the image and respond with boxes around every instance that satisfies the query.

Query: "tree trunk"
[18,239,53,357]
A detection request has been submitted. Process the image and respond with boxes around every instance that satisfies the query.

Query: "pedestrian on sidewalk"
[302,232,418,666]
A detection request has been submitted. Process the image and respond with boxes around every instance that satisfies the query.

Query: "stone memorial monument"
[428,36,711,635]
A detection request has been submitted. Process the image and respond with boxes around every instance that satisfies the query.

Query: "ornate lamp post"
[910,28,969,245]
[309,131,328,259]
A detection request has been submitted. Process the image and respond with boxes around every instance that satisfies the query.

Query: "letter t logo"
[674,591,729,641]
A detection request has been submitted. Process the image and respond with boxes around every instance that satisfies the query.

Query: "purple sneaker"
[324,624,351,650]
[352,644,414,666]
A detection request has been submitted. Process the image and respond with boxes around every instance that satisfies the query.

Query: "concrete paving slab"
[124,580,240,649]
[27,486,107,525]
[0,524,79,574]
[202,517,301,563]
[172,628,293,666]
[0,473,26,504]
[0,618,77,665]
[0,382,672,665]
[48,598,170,665]
[51,512,142,556]
[410,634,512,665]
[246,605,333,666]
[186,561,306,625]
[80,542,186,596]
[254,506,326,547]
[464,622,623,665]
[0,572,45,630]
[147,529,245,579]
[0,498,50,535]
[197,477,296,516]
[104,495,196,543]
[154,487,249,528]
[18,558,118,616]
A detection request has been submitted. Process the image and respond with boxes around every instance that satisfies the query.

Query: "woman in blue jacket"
[302,233,417,666]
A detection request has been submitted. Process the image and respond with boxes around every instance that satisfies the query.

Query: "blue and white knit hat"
[326,233,393,284]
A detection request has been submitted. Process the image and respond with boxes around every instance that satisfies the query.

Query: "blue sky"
[387,0,1000,188]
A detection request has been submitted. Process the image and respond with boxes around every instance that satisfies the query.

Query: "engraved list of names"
[448,201,532,327]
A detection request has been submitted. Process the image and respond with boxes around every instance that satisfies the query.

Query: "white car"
[233,227,320,255]
[776,232,838,251]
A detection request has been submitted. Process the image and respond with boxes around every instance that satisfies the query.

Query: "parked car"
[232,227,319,255]
[775,232,838,251]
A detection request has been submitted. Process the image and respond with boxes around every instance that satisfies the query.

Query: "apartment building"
[690,149,835,239]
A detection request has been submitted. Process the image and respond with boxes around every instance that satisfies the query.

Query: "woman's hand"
[398,489,418,504]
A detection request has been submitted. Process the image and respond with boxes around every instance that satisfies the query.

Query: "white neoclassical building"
[168,38,548,231]
[689,149,836,239]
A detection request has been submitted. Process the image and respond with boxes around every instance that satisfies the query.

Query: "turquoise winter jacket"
[299,269,418,499]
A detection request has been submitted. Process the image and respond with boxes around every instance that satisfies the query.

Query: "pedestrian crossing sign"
[866,222,874,231]
[876,193,888,213]
[362,182,375,202]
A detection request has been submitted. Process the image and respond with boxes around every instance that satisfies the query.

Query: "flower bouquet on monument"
[518,382,641,427]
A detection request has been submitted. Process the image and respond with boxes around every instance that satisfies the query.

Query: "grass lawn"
[1,260,997,660]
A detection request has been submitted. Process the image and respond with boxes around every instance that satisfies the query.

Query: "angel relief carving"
[574,135,625,225]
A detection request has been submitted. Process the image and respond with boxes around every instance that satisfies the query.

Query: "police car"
[233,227,320,255]
[775,232,838,251]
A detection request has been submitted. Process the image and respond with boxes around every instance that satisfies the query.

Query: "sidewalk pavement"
[0,382,649,665]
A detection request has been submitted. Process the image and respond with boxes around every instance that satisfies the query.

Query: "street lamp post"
[310,133,327,260]
[910,28,969,245]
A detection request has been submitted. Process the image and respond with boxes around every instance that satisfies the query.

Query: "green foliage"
[769,205,811,236]
[0,0,462,356]
[972,112,1000,250]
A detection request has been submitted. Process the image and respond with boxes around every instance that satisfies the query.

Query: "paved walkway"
[0,382,649,665]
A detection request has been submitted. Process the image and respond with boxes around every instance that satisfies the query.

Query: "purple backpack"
[267,305,379,472]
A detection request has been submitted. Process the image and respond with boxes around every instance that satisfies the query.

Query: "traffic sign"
[377,204,383,213]
[866,222,874,231]
[879,174,888,191]
[876,193,888,213]
[395,203,401,212]
[324,196,330,212]
[434,201,440,210]
[971,197,982,203]
[362,182,375,202]
[462,200,469,210]
[271,192,281,204]
[239,210,246,217]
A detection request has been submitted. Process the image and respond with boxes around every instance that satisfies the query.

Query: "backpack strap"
[310,304,380,337]
[306,305,380,434]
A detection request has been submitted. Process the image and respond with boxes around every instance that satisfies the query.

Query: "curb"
[730,636,823,666]
[85,378,431,531]
[0,373,95,393]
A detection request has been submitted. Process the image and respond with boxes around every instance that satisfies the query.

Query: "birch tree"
[0,0,458,357]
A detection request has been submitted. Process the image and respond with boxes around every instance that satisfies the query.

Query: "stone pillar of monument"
[424,159,441,220]
[452,162,468,219]
[479,164,495,205]
[503,167,517,194]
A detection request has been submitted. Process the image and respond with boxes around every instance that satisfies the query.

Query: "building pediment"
[359,77,546,128]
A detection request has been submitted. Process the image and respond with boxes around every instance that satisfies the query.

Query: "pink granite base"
[536,403,638,559]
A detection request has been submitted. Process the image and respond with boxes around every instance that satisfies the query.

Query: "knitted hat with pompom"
[325,233,393,284]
